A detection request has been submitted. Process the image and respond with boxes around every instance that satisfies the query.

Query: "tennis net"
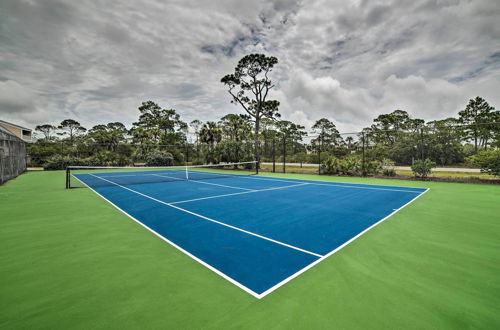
[66,161,258,189]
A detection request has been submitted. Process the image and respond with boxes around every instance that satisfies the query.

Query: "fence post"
[362,132,366,176]
[272,138,276,173]
[282,136,286,173]
[420,127,424,162]
[318,136,321,175]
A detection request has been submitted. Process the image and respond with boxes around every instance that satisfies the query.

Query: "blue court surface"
[74,170,428,298]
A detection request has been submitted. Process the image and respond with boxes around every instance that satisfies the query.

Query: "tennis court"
[70,163,428,298]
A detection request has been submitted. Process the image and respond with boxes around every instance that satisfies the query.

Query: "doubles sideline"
[87,173,323,258]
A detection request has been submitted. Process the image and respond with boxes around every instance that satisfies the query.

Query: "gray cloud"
[0,0,498,133]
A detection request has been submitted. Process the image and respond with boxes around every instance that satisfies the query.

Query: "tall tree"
[190,119,202,144]
[459,96,495,152]
[35,124,57,141]
[199,121,222,147]
[277,120,307,154]
[311,118,344,151]
[219,114,252,142]
[371,110,413,146]
[89,122,127,152]
[58,119,86,143]
[131,101,186,145]
[221,54,281,166]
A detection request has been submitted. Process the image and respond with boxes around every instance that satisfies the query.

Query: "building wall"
[0,122,32,142]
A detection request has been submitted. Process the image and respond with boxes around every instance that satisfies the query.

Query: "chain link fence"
[0,129,27,185]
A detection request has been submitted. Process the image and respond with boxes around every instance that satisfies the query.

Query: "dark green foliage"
[145,150,174,166]
[458,96,496,152]
[29,94,498,180]
[381,159,397,176]
[215,141,249,164]
[58,119,86,142]
[43,155,91,170]
[221,53,281,163]
[321,157,381,176]
[466,150,500,177]
[312,118,344,151]
[411,159,436,178]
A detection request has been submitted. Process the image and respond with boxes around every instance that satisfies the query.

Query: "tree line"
[29,54,499,176]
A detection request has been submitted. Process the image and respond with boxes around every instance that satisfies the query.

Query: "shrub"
[43,155,90,170]
[145,151,174,166]
[364,160,382,176]
[381,158,396,176]
[339,157,361,175]
[466,150,500,177]
[241,154,256,169]
[321,157,341,174]
[411,158,436,178]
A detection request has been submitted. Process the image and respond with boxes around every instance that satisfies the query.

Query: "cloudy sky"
[0,0,499,134]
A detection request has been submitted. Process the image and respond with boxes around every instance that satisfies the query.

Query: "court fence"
[0,128,27,185]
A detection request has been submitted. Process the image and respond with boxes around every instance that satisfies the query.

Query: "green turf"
[1,171,499,329]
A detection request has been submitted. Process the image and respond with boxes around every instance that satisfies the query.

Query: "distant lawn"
[1,171,499,329]
[260,163,496,180]
[395,169,496,180]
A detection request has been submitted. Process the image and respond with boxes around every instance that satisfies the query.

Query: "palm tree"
[346,136,354,150]
[199,121,222,148]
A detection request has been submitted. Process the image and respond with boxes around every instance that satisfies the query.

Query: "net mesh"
[67,161,258,189]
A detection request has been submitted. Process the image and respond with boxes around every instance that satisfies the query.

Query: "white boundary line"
[152,174,253,191]
[71,175,262,298]
[88,174,322,258]
[256,187,430,298]
[237,175,425,193]
[170,183,310,205]
[72,173,429,299]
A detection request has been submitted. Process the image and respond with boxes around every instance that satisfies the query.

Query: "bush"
[241,154,256,169]
[88,151,131,167]
[145,151,174,166]
[321,156,384,176]
[321,157,341,174]
[411,158,436,178]
[364,160,382,176]
[381,158,396,176]
[466,150,500,177]
[339,157,361,175]
[43,155,91,170]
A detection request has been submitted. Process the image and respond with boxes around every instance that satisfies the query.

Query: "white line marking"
[88,174,322,258]
[236,175,425,193]
[255,188,430,299]
[153,174,253,191]
[73,173,429,299]
[170,183,310,205]
[100,171,185,178]
[71,175,263,298]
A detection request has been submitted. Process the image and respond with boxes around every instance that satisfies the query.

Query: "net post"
[185,164,189,180]
[65,167,70,189]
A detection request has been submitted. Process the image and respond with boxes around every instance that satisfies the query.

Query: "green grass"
[395,169,496,180]
[260,163,496,180]
[1,171,499,329]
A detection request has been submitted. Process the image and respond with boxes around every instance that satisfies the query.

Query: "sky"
[0,0,499,134]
